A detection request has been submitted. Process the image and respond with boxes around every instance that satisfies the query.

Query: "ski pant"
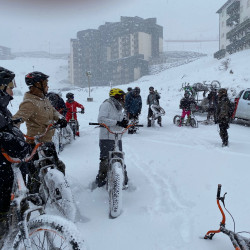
[219,122,229,144]
[147,108,161,126]
[98,139,123,179]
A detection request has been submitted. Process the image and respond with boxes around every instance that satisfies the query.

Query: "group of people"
[0,67,85,246]
[178,88,233,147]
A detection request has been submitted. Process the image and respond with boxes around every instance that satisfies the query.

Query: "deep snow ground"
[1,48,250,249]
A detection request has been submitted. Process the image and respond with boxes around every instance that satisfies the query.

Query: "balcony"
[227,18,250,40]
[226,13,240,27]
[226,1,240,16]
[214,49,226,59]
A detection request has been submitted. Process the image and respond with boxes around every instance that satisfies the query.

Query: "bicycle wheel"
[109,162,123,218]
[173,115,181,125]
[43,169,77,222]
[12,214,86,250]
[190,118,198,128]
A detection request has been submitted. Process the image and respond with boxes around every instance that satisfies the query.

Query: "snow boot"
[96,159,108,187]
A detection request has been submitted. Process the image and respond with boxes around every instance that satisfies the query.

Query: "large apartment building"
[214,0,250,59]
[69,16,163,87]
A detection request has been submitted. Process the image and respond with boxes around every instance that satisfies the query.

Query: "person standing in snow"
[47,91,67,117]
[95,88,129,187]
[12,71,67,193]
[179,91,196,127]
[125,87,142,134]
[65,92,85,136]
[207,89,218,121]
[0,67,31,247]
[147,86,161,127]
[215,88,231,147]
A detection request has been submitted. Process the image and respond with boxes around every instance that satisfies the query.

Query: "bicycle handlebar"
[1,123,55,163]
[89,122,143,135]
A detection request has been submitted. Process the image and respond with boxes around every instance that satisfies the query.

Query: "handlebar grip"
[89,122,100,125]
[134,124,144,127]
[217,184,222,199]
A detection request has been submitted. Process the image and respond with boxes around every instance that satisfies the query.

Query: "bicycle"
[150,103,165,127]
[89,122,143,218]
[0,127,85,249]
[173,110,198,128]
[204,184,250,249]
[68,111,82,139]
[23,124,78,222]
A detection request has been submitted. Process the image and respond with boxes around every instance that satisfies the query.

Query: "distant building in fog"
[69,16,163,87]
[214,0,250,59]
[0,45,14,60]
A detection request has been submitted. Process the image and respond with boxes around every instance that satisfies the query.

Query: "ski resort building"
[69,16,163,87]
[214,0,250,59]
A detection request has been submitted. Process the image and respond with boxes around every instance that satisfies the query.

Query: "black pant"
[0,159,13,214]
[219,122,229,143]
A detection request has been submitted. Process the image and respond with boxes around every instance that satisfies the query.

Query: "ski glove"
[56,118,67,128]
[116,118,128,128]
[80,108,85,114]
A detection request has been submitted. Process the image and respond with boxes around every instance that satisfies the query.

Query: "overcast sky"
[0,0,226,53]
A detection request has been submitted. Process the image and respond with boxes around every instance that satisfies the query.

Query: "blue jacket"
[125,91,142,115]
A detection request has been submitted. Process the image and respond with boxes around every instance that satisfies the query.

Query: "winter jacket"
[0,91,30,161]
[98,97,124,140]
[125,91,142,116]
[216,95,231,123]
[47,92,67,117]
[12,92,61,143]
[65,101,84,122]
[147,92,160,106]
[179,96,196,111]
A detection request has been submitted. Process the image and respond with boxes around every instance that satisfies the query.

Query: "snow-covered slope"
[1,48,250,250]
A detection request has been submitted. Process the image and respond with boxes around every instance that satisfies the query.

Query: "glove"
[116,118,128,128]
[80,108,85,114]
[56,118,67,128]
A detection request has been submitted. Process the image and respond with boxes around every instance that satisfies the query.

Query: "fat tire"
[109,162,123,218]
[173,115,181,125]
[190,118,198,128]
[12,214,86,250]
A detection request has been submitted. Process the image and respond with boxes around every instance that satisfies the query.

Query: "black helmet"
[127,87,132,92]
[149,86,154,91]
[25,71,49,87]
[66,92,74,99]
[134,87,140,94]
[0,67,15,87]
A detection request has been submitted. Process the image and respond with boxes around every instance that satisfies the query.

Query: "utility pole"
[86,71,93,102]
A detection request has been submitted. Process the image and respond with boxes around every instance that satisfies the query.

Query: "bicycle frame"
[204,184,250,250]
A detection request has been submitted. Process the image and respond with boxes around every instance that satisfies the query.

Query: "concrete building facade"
[69,16,163,87]
[214,0,250,59]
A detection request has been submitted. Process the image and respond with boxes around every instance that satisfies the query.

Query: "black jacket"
[216,95,231,123]
[0,91,31,161]
[179,96,196,111]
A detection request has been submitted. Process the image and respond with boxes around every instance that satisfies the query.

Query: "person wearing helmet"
[12,71,67,193]
[179,91,197,127]
[47,91,67,117]
[0,67,31,246]
[125,87,142,134]
[65,93,85,136]
[96,88,128,187]
[147,86,161,127]
[215,88,232,147]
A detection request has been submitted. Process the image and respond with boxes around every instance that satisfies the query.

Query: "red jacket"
[65,101,84,122]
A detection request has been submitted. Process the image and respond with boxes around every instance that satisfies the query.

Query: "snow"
[1,46,250,250]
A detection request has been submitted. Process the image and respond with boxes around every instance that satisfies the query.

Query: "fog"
[0,0,226,53]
